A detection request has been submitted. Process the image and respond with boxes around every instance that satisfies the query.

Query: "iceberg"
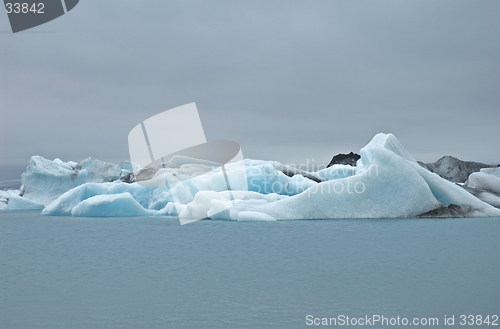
[39,162,300,217]
[3,133,500,220]
[461,168,500,209]
[71,193,153,217]
[40,182,158,216]
[209,134,500,220]
[465,170,500,195]
[19,156,133,205]
[479,167,500,179]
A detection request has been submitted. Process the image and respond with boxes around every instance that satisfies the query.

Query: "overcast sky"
[1,1,499,179]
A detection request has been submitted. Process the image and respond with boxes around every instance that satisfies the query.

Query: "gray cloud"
[1,0,499,178]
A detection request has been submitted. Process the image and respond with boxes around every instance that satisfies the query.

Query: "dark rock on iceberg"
[416,204,471,218]
[418,156,496,183]
[135,166,159,182]
[327,152,360,167]
[272,163,324,183]
[120,172,136,183]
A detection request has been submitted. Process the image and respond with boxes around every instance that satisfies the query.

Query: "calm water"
[1,212,499,328]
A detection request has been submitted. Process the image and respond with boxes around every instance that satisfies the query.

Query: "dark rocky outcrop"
[418,156,496,183]
[134,166,159,182]
[417,204,471,218]
[327,152,360,167]
[120,172,136,183]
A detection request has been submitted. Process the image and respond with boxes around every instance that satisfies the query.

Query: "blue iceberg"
[2,133,499,220]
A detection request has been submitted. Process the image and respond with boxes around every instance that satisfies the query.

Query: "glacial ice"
[19,156,134,205]
[71,193,153,217]
[461,168,500,208]
[210,134,450,220]
[40,182,158,216]
[479,167,500,178]
[0,190,44,211]
[465,172,500,195]
[3,133,500,220]
[316,165,356,181]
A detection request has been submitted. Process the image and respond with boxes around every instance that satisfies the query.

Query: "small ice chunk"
[71,192,151,217]
[465,172,500,194]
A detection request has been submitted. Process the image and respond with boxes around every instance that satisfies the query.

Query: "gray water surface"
[1,212,499,328]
